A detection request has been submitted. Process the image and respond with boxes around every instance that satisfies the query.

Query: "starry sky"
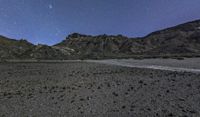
[0,0,200,45]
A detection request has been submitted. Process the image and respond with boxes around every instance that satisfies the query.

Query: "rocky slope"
[0,36,74,60]
[55,20,200,59]
[1,19,200,60]
[0,36,34,59]
[55,33,131,59]
[20,44,74,60]
[141,19,200,56]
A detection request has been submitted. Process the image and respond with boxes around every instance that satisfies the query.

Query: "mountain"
[55,20,200,59]
[141,20,200,56]
[20,44,74,60]
[55,33,131,59]
[0,36,34,59]
[1,19,200,60]
[0,36,74,60]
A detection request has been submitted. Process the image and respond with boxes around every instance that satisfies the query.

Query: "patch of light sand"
[86,59,200,73]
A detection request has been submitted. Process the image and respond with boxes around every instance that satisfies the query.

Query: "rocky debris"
[0,62,200,116]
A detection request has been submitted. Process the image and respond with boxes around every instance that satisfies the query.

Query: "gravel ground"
[0,61,200,117]
[87,58,200,73]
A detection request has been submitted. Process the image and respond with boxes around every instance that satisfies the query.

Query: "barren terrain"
[0,58,200,117]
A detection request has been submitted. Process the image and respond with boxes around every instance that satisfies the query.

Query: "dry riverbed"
[0,59,200,117]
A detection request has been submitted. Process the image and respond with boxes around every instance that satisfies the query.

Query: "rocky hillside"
[1,19,200,60]
[0,36,34,59]
[20,44,74,60]
[141,20,200,56]
[55,20,200,59]
[55,33,131,58]
[0,36,74,60]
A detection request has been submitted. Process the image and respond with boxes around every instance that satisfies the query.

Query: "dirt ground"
[87,58,200,73]
[0,61,200,117]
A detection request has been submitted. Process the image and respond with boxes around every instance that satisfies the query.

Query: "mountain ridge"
[1,19,200,60]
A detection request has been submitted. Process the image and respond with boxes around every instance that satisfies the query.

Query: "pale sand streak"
[86,60,200,73]
[4,59,200,73]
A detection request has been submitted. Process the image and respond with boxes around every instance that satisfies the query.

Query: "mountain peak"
[67,33,90,39]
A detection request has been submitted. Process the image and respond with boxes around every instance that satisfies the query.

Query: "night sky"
[0,0,200,45]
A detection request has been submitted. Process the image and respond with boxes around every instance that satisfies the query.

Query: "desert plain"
[0,58,200,117]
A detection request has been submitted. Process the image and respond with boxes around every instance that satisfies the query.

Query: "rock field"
[0,61,200,117]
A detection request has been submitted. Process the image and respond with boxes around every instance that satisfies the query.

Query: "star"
[13,21,17,25]
[48,4,53,9]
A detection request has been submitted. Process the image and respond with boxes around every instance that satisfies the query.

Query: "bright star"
[48,4,53,9]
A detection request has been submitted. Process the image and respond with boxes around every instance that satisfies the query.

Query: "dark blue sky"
[0,0,200,45]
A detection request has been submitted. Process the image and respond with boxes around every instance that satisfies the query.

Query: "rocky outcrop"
[55,34,128,57]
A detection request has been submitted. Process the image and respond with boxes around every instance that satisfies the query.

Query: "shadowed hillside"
[1,19,200,60]
[55,20,200,59]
